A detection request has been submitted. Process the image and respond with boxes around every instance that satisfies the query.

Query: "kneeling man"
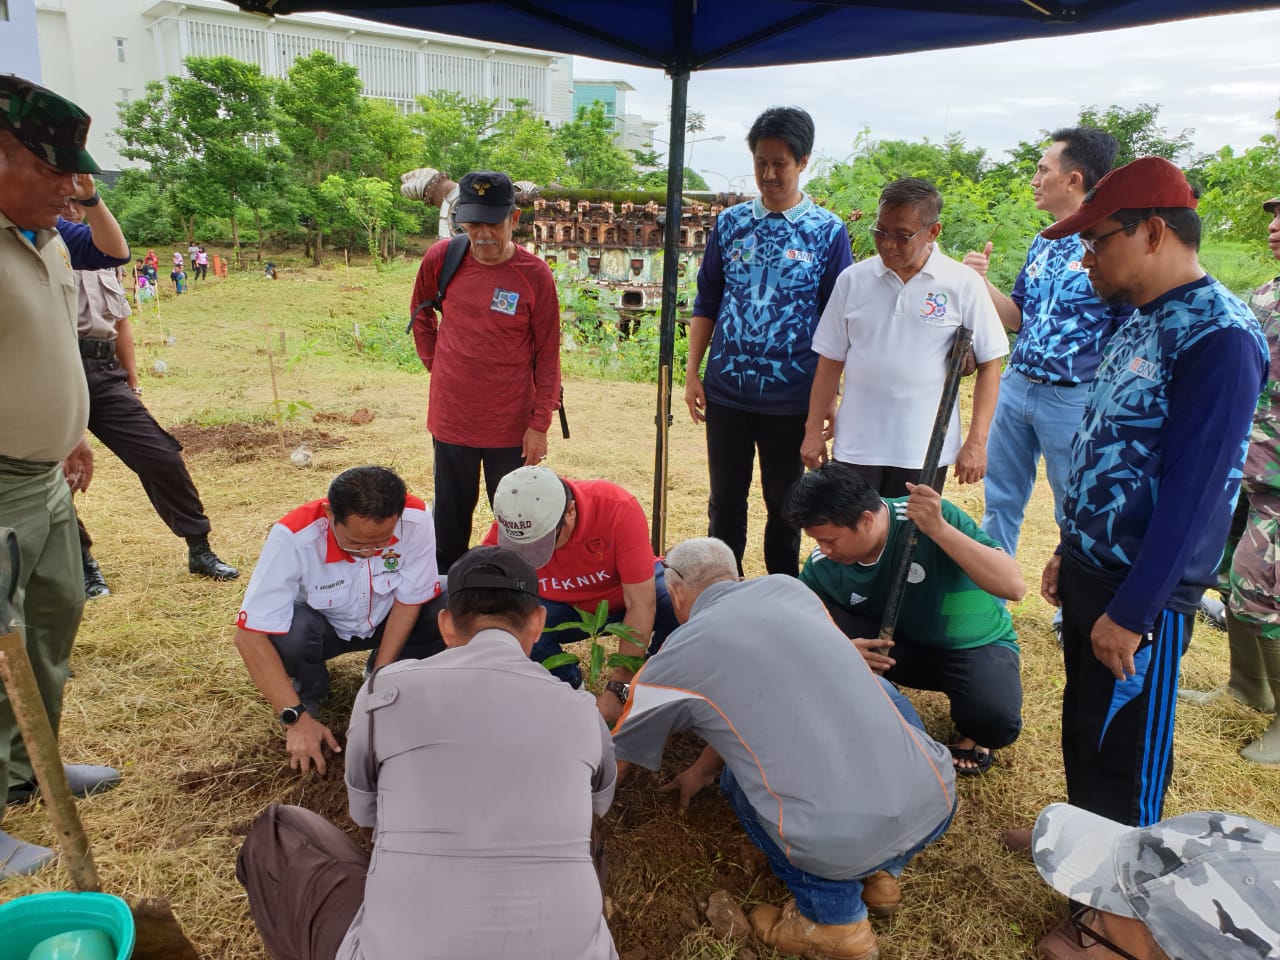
[784,461,1025,774]
[612,537,956,960]
[233,465,446,774]
[237,546,618,960]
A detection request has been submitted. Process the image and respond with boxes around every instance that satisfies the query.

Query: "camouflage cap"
[1033,803,1280,959]
[0,74,99,174]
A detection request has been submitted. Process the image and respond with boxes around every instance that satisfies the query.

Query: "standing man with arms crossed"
[410,171,560,574]
[0,75,127,877]
[1021,159,1267,929]
[963,129,1124,587]
[685,106,852,576]
[802,178,1006,496]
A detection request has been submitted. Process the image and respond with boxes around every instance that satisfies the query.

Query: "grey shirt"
[612,575,956,880]
[341,629,617,960]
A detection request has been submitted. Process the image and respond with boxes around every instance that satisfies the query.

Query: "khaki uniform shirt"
[0,211,88,462]
[76,267,132,340]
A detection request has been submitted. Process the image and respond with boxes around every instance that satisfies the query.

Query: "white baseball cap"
[492,466,567,569]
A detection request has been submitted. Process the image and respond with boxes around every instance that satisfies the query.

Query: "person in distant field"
[612,537,956,960]
[1011,161,1268,942]
[483,465,677,725]
[237,545,618,960]
[783,460,1025,775]
[1030,803,1280,960]
[409,170,561,574]
[962,127,1124,582]
[0,73,128,879]
[802,177,1007,497]
[59,197,237,597]
[232,466,447,776]
[194,245,208,281]
[684,105,853,577]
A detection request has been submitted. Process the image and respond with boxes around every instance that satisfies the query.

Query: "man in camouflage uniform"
[1230,195,1280,764]
[1032,802,1280,960]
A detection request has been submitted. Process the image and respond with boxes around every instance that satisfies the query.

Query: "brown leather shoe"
[749,900,879,960]
[1001,825,1033,854]
[860,870,901,917]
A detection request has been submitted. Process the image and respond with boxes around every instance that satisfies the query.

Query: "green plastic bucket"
[0,891,134,960]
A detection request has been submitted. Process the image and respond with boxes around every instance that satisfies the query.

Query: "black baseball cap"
[454,171,516,224]
[0,74,99,174]
[448,545,540,597]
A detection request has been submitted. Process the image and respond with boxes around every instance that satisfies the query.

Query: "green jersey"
[799,497,1019,653]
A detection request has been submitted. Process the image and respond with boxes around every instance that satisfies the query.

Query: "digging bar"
[0,526,200,960]
[874,326,975,654]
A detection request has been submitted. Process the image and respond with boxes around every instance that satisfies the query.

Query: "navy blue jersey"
[1009,234,1125,384]
[694,197,851,416]
[1061,276,1268,632]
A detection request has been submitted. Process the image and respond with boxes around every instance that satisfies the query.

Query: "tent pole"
[651,68,689,556]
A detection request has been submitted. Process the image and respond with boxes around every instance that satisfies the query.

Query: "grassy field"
[2,255,1278,959]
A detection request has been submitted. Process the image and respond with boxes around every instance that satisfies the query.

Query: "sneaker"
[83,552,110,599]
[7,763,121,806]
[749,900,879,960]
[0,830,56,880]
[187,536,239,581]
[860,871,901,917]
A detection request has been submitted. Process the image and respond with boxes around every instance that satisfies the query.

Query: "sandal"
[948,744,995,776]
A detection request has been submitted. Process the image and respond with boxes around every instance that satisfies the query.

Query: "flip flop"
[948,744,995,776]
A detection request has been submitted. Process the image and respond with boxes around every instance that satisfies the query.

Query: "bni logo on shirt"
[491,289,520,315]
[1128,356,1160,380]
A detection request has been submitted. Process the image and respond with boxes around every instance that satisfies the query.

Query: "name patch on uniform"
[919,291,949,322]
[491,289,520,314]
[1128,356,1160,381]
[784,248,815,263]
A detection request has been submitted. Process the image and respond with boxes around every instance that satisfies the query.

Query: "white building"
[16,0,576,174]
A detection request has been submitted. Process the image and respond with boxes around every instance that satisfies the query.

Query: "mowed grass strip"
[3,256,1276,960]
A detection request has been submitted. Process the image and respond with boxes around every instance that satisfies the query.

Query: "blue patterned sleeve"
[817,223,854,313]
[1107,328,1268,633]
[692,217,725,319]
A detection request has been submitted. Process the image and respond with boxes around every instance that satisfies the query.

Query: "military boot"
[1241,637,1280,765]
[187,534,239,581]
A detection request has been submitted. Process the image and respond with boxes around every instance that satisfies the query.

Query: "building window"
[115,37,126,63]
[119,88,131,103]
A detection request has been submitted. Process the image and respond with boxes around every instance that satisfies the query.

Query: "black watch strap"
[279,703,306,725]
[80,192,101,207]
[605,680,629,704]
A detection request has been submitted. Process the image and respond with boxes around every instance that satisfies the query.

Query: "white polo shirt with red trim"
[236,496,440,641]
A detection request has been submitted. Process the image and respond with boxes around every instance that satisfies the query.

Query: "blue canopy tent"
[232,0,1277,551]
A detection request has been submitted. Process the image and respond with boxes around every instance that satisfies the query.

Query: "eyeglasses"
[660,558,685,580]
[1069,907,1145,960]
[870,224,930,245]
[1080,216,1150,255]
[332,526,394,558]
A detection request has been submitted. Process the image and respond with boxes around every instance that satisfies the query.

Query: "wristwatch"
[279,703,307,726]
[604,680,629,704]
[80,192,101,207]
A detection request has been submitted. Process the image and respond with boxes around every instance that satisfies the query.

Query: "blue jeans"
[530,559,678,686]
[721,677,955,925]
[981,368,1087,559]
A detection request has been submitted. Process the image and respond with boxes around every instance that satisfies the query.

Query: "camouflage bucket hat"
[0,74,99,174]
[1033,803,1280,959]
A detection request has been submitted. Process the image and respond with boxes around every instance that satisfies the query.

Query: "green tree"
[487,100,566,184]
[319,174,396,261]
[411,90,497,178]
[1196,133,1280,246]
[115,81,199,240]
[277,51,366,264]
[555,102,636,189]
[1006,103,1198,170]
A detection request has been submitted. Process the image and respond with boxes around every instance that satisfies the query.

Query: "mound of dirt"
[169,422,346,461]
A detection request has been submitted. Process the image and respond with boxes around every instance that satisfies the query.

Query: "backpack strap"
[406,233,471,333]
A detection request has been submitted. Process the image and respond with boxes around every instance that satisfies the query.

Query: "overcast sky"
[570,9,1280,190]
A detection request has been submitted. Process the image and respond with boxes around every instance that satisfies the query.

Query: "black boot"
[82,548,110,599]
[186,534,239,581]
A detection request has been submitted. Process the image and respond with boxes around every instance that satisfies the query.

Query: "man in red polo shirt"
[484,465,677,723]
